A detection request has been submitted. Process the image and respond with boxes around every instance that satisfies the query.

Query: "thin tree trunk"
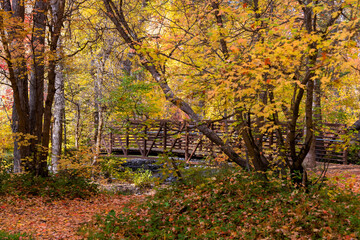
[11,103,21,173]
[304,78,322,169]
[63,110,67,155]
[75,103,81,149]
[91,41,112,166]
[51,48,65,173]
[93,107,103,166]
[92,59,104,166]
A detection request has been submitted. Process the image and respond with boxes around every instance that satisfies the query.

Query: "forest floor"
[312,162,360,193]
[0,194,149,239]
[0,163,359,239]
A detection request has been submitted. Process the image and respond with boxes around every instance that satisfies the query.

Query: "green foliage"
[0,151,13,172]
[100,156,156,187]
[57,147,95,179]
[82,168,360,239]
[79,210,122,240]
[0,171,98,199]
[133,169,153,188]
[347,142,360,165]
[0,231,32,240]
[100,157,131,181]
[108,73,161,120]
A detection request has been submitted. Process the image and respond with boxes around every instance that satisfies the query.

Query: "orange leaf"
[264,58,271,65]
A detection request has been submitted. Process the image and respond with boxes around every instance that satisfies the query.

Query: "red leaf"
[264,58,271,65]
[321,52,327,60]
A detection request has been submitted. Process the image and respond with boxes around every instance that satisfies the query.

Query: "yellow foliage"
[56,147,96,178]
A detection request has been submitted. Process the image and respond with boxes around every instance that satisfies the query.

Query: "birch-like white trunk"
[91,58,103,167]
[50,59,64,173]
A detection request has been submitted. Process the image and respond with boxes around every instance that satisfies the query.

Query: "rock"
[121,158,161,172]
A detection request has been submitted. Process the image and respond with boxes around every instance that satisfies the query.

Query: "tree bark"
[304,78,322,169]
[29,0,47,174]
[92,62,103,166]
[2,0,30,173]
[74,103,81,149]
[51,43,65,173]
[11,103,21,173]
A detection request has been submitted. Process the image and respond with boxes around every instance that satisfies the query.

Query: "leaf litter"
[1,164,360,239]
[0,194,146,239]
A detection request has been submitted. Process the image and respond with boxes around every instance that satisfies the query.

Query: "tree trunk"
[11,103,21,173]
[75,103,81,149]
[93,107,104,166]
[304,77,323,169]
[29,0,47,175]
[2,0,31,173]
[303,131,316,169]
[51,49,65,173]
[93,67,101,165]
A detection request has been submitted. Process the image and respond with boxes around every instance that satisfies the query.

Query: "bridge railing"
[100,120,348,164]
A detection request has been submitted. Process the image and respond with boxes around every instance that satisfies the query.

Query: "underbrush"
[81,167,360,239]
[0,230,32,240]
[0,170,98,199]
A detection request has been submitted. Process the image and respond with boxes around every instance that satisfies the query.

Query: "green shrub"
[0,171,98,199]
[0,152,13,172]
[0,230,32,240]
[133,170,153,188]
[347,143,360,164]
[100,157,134,182]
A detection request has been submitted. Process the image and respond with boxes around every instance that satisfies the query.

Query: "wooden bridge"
[100,120,348,164]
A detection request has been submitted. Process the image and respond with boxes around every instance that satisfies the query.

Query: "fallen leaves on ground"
[0,194,146,239]
[1,164,360,239]
[314,163,360,193]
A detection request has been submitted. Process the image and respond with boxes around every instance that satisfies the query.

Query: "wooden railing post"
[109,131,113,154]
[343,148,348,164]
[185,123,189,160]
[163,121,167,151]
[125,123,129,156]
[210,122,214,156]
[143,125,147,157]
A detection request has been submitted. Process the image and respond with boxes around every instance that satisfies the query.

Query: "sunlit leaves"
[107,73,162,120]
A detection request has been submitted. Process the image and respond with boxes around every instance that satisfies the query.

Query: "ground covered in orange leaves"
[0,164,359,239]
[0,194,146,239]
[314,163,360,193]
